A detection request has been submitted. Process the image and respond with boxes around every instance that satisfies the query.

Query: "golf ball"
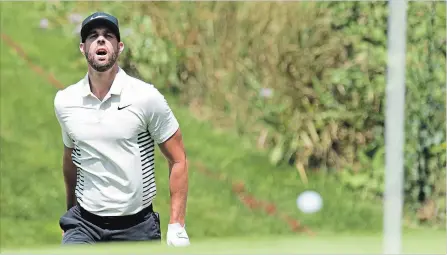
[296,190,323,213]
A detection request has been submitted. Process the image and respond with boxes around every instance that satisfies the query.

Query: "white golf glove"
[166,223,190,247]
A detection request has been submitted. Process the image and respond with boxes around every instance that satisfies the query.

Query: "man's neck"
[88,65,119,101]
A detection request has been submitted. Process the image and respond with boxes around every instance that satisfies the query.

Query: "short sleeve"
[54,91,75,148]
[60,129,74,148]
[144,91,180,144]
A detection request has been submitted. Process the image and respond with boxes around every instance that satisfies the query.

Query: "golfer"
[54,12,189,246]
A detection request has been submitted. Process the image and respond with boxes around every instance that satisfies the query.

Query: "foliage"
[34,1,446,226]
[404,2,446,216]
[137,2,445,225]
[328,2,446,225]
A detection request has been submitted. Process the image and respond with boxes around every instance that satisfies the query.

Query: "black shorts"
[59,204,161,244]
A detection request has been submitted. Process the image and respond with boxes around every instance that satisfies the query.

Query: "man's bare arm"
[63,145,78,211]
[158,129,188,226]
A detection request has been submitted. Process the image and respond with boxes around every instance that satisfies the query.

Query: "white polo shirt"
[54,68,179,216]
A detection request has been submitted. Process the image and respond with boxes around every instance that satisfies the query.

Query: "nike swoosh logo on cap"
[90,15,107,20]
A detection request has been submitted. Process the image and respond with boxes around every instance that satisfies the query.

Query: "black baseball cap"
[80,12,121,42]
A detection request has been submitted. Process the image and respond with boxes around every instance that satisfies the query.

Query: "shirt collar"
[81,67,127,97]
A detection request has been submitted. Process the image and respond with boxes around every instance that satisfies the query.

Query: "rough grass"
[0,33,292,248]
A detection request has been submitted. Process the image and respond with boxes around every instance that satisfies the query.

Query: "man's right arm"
[63,145,77,211]
[54,91,77,211]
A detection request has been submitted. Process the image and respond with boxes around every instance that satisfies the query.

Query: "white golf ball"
[296,190,323,213]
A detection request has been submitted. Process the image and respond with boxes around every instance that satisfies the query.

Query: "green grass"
[1,231,446,254]
[0,1,445,253]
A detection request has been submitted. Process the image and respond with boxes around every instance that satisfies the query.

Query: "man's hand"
[166,223,190,247]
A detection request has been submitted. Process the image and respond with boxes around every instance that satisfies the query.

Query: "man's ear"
[79,43,86,56]
[118,42,125,55]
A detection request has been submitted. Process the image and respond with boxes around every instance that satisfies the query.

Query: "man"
[54,12,190,247]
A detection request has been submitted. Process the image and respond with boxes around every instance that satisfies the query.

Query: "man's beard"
[85,48,118,72]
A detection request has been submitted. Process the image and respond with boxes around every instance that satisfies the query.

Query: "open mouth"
[96,48,108,56]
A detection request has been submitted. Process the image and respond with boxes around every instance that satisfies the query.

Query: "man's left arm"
[158,129,188,226]
[144,90,190,246]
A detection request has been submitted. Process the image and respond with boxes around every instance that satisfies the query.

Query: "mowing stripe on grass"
[195,162,315,236]
[0,33,64,89]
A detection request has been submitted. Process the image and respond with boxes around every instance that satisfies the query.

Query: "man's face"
[80,26,124,72]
